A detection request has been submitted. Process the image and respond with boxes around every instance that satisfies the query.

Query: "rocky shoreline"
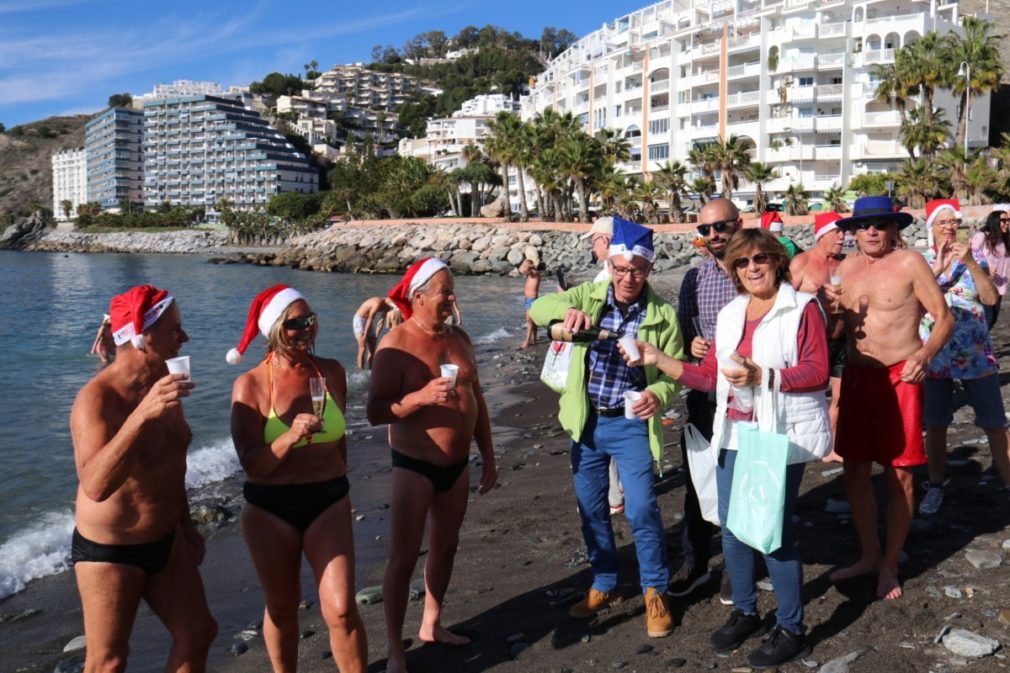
[26,228,232,254]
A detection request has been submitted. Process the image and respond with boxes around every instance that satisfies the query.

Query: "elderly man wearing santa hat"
[69,285,217,672]
[367,258,497,673]
[916,198,1008,517]
[822,196,953,601]
[790,211,846,462]
[529,217,683,639]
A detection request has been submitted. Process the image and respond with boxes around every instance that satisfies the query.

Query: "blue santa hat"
[608,216,655,263]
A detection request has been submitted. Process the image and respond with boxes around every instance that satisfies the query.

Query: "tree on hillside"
[249,73,304,97]
[539,27,578,59]
[0,123,6,133]
[108,93,132,108]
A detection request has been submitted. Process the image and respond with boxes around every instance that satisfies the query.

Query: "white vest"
[708,284,832,464]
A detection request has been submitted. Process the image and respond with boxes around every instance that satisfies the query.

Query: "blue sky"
[0,0,649,127]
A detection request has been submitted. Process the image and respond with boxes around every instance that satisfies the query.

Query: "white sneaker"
[919,484,943,516]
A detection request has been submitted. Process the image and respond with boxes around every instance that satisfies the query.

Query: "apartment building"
[85,107,144,209]
[311,64,427,111]
[134,80,223,106]
[522,0,988,203]
[142,95,318,211]
[51,148,87,220]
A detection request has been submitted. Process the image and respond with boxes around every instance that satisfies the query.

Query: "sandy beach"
[7,270,1010,673]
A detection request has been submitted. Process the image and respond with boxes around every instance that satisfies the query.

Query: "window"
[648,144,669,160]
[798,77,814,86]
[649,118,670,134]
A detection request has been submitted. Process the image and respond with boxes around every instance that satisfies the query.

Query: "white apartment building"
[85,107,145,209]
[143,95,318,211]
[134,80,223,105]
[51,148,87,220]
[311,65,431,112]
[522,0,988,204]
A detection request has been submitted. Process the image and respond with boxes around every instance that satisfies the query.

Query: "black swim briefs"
[391,449,469,492]
[243,475,350,532]
[71,527,175,576]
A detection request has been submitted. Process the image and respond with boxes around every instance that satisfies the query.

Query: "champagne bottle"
[548,321,621,343]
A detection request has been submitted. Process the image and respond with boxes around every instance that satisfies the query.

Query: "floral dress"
[919,249,998,380]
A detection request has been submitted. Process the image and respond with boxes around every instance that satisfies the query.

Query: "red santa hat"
[226,284,306,364]
[387,258,448,320]
[760,211,784,233]
[925,198,962,250]
[109,285,174,349]
[814,212,843,241]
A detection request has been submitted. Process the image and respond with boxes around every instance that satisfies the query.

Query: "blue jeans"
[717,448,806,633]
[571,413,669,593]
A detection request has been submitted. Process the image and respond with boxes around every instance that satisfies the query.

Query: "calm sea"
[0,250,524,599]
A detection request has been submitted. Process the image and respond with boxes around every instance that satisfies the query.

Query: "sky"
[0,0,651,128]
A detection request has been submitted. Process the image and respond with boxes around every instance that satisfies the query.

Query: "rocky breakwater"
[26,229,231,254]
[0,212,50,250]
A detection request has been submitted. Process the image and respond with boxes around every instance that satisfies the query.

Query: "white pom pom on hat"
[226,285,306,364]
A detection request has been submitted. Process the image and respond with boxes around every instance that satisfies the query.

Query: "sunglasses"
[851,218,896,231]
[1000,217,1009,223]
[732,253,775,270]
[696,219,736,236]
[283,313,317,331]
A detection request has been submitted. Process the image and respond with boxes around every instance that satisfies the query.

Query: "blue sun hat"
[835,195,914,231]
[608,216,655,263]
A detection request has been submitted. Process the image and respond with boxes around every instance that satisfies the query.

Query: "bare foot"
[822,451,844,464]
[385,652,409,673]
[418,623,471,646]
[829,558,878,583]
[878,571,902,600]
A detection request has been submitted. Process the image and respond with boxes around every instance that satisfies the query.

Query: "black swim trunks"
[391,449,469,492]
[243,476,350,532]
[828,336,847,379]
[71,528,175,575]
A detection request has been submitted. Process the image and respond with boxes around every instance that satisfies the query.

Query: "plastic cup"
[440,363,459,386]
[829,274,842,288]
[165,355,190,380]
[623,390,642,420]
[618,334,641,363]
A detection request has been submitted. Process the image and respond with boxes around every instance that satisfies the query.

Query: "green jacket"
[529,279,684,466]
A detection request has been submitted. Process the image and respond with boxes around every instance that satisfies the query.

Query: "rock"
[300,629,315,639]
[52,658,84,673]
[481,195,507,218]
[966,549,1002,569]
[409,580,426,600]
[757,579,774,592]
[822,467,844,478]
[999,609,1010,625]
[942,629,1000,657]
[935,624,952,644]
[62,635,86,653]
[506,248,525,266]
[0,211,50,250]
[1001,539,1010,552]
[355,586,383,605]
[230,642,249,656]
[945,586,964,599]
[667,658,687,667]
[611,662,627,669]
[818,647,871,673]
[636,644,654,654]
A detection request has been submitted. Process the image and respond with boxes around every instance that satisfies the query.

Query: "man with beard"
[670,198,742,601]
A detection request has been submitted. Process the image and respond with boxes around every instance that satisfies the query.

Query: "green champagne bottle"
[548,321,622,343]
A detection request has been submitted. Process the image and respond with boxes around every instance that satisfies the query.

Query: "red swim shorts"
[835,360,925,467]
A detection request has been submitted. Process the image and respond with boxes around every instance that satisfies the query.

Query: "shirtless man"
[368,258,498,673]
[353,296,395,369]
[70,285,217,673]
[790,211,845,462]
[823,197,953,600]
[519,258,541,349]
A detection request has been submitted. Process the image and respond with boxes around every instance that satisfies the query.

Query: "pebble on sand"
[942,629,1000,658]
[966,549,1003,569]
[62,635,86,653]
[817,647,872,673]
[355,586,383,605]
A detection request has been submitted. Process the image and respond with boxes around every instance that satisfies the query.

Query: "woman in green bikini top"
[228,284,368,673]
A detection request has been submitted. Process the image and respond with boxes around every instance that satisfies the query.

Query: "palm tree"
[654,160,689,223]
[821,186,849,213]
[743,162,778,215]
[558,131,601,223]
[991,133,1010,199]
[60,199,73,220]
[946,17,1003,152]
[596,164,627,213]
[896,159,942,208]
[783,183,809,216]
[964,155,996,206]
[872,62,911,125]
[709,135,753,199]
[937,147,971,203]
[485,112,522,218]
[898,32,950,133]
[900,106,951,160]
[636,179,664,224]
[690,176,717,206]
[596,127,631,167]
[688,145,716,181]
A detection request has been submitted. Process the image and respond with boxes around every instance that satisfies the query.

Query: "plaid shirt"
[586,285,648,409]
[677,257,738,355]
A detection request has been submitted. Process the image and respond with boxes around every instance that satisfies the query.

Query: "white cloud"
[0,0,92,15]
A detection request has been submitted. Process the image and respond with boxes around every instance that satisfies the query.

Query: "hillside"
[0,115,89,220]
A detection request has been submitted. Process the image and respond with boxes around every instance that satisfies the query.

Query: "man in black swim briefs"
[69,285,216,672]
[368,258,498,673]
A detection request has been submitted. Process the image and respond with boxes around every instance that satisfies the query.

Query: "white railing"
[815,116,843,131]
[789,86,816,101]
[815,146,843,160]
[818,53,845,68]
[692,97,720,112]
[727,62,761,78]
[817,83,844,97]
[864,48,896,64]
[726,90,761,107]
[863,110,901,125]
[701,42,721,55]
[650,79,670,93]
[819,22,846,37]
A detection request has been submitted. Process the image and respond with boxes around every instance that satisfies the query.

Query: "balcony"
[818,53,845,69]
[854,141,904,159]
[815,145,843,161]
[727,32,760,52]
[780,56,816,72]
[863,110,901,126]
[788,86,815,102]
[691,97,720,113]
[726,62,761,79]
[815,115,843,132]
[726,90,761,108]
[650,79,670,93]
[863,48,896,65]
[692,70,721,86]
[816,83,844,99]
[819,22,846,38]
[767,116,815,133]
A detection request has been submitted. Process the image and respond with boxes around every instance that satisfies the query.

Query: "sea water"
[0,250,524,599]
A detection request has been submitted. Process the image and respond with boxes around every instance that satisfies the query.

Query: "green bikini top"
[263,360,345,448]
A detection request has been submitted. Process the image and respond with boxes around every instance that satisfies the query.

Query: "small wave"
[347,369,371,393]
[0,511,74,601]
[185,438,242,489]
[474,327,512,345]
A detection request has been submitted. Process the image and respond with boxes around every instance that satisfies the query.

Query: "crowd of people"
[69,197,1010,672]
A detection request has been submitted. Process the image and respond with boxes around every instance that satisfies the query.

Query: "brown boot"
[569,588,622,619]
[645,587,674,638]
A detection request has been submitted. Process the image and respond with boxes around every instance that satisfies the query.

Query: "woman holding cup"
[619,229,831,669]
[227,284,367,673]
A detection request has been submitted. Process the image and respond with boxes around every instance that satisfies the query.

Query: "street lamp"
[957,61,970,157]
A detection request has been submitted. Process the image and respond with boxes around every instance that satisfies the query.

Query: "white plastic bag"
[684,423,720,525]
[540,340,572,393]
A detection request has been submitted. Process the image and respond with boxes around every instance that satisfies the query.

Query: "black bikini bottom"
[243,476,350,532]
[71,527,175,576]
[391,449,468,492]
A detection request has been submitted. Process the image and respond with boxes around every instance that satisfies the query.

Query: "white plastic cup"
[440,364,459,386]
[717,350,752,413]
[623,390,643,420]
[829,274,842,288]
[618,334,641,363]
[165,355,190,380]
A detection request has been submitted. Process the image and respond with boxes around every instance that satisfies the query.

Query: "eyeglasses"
[732,253,775,270]
[999,216,1009,223]
[933,218,960,229]
[283,313,317,331]
[610,262,649,280]
[851,218,896,231]
[696,219,736,236]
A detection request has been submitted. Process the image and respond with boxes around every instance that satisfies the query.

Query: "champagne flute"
[309,377,326,417]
